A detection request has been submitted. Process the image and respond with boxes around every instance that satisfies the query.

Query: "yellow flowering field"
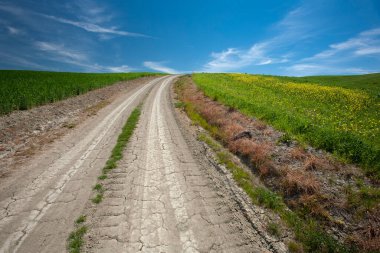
[192,73,380,178]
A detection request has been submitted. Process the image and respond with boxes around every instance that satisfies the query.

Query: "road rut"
[0,76,165,253]
[84,76,283,252]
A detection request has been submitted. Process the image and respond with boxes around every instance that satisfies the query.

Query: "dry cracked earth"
[0,76,287,253]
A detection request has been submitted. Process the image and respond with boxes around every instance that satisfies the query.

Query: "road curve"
[0,76,166,253]
[84,76,281,252]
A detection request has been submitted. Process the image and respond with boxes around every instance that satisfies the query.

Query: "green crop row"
[192,73,380,179]
[0,70,161,114]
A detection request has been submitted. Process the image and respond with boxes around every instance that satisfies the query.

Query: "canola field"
[192,73,380,178]
[0,70,160,115]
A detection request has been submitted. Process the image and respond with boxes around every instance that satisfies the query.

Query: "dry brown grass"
[250,142,272,168]
[252,120,267,131]
[228,138,256,156]
[352,209,380,251]
[202,103,225,125]
[180,77,281,178]
[304,155,337,171]
[290,147,307,160]
[282,169,320,195]
[223,123,245,140]
[263,128,274,137]
[298,194,332,220]
[230,111,247,124]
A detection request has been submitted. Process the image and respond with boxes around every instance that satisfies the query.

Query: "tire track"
[84,76,284,253]
[0,76,166,253]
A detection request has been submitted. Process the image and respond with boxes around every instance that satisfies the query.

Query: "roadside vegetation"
[175,75,380,252]
[198,132,345,253]
[94,106,141,201]
[67,106,141,253]
[192,73,380,179]
[0,70,161,115]
[67,216,87,253]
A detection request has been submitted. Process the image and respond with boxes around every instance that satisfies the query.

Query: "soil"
[0,76,161,252]
[82,76,290,252]
[0,76,157,178]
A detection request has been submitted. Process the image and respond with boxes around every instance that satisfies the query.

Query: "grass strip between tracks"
[175,81,353,252]
[67,106,142,253]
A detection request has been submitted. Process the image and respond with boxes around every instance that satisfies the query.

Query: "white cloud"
[0,3,143,73]
[201,0,326,73]
[286,64,373,76]
[0,4,23,16]
[34,42,134,72]
[43,15,149,38]
[360,28,380,37]
[355,46,380,56]
[72,0,113,24]
[6,26,21,35]
[203,43,287,72]
[0,3,149,38]
[35,41,87,61]
[106,65,132,72]
[0,52,44,69]
[279,25,380,75]
[143,61,179,74]
[306,27,380,61]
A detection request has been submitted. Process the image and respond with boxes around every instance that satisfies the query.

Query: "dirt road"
[0,76,165,253]
[83,76,286,252]
[0,76,286,252]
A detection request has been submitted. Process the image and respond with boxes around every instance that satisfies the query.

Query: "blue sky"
[0,0,379,76]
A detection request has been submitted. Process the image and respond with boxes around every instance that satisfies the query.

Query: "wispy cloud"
[203,43,287,72]
[6,26,22,35]
[42,14,149,38]
[0,2,145,72]
[284,27,380,75]
[143,61,179,74]
[286,64,374,76]
[106,65,133,72]
[35,41,87,61]
[0,4,23,16]
[71,0,113,24]
[0,52,44,69]
[202,1,324,72]
[202,0,380,75]
[34,41,133,72]
[305,27,380,61]
[0,2,149,38]
[273,2,327,42]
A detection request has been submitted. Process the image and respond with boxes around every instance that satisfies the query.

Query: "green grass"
[346,183,380,215]
[93,183,103,192]
[288,241,304,253]
[67,106,142,252]
[94,106,141,204]
[192,73,380,179]
[176,78,353,252]
[0,70,161,114]
[267,222,281,237]
[91,193,103,204]
[98,175,107,180]
[278,73,380,95]
[75,215,86,224]
[67,226,87,253]
[92,183,104,204]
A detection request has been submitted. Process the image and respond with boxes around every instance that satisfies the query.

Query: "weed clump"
[282,169,320,196]
[67,225,87,253]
